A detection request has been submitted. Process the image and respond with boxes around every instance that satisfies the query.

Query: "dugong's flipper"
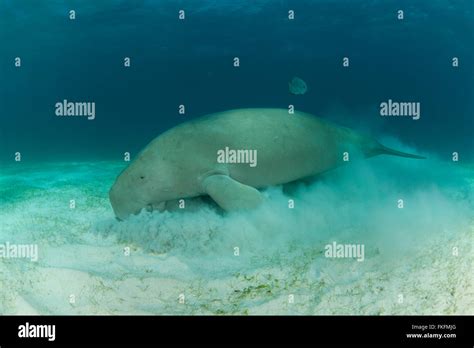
[202,175,263,211]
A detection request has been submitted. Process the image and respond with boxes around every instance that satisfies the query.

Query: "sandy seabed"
[0,158,472,315]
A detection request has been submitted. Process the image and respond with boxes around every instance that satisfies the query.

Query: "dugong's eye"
[140,176,145,179]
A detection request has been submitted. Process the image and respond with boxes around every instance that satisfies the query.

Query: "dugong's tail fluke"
[379,145,426,159]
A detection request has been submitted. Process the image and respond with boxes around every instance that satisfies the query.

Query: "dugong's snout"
[109,183,144,220]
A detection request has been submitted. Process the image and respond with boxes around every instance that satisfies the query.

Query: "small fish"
[289,76,308,95]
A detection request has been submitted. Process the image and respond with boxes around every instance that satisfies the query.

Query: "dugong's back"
[156,108,349,188]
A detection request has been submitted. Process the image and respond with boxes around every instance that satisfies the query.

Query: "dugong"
[109,108,424,219]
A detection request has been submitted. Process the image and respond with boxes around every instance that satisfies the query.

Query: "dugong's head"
[109,143,175,220]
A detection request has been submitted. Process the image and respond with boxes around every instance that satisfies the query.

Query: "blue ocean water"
[1,0,473,162]
[0,1,473,315]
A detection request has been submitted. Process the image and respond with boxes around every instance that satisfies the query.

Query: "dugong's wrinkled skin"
[109,108,423,220]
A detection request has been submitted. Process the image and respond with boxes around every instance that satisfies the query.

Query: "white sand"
[0,159,472,314]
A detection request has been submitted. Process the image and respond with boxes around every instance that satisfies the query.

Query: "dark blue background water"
[1,0,473,163]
